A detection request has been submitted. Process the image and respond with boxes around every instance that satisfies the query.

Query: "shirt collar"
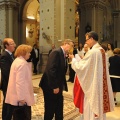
[5,49,12,55]
[61,46,65,55]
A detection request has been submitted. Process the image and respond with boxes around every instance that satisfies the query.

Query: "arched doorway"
[22,0,40,46]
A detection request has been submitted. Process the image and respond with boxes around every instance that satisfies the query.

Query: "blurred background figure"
[107,43,114,58]
[30,44,39,74]
[101,44,109,66]
[83,43,90,56]
[109,48,120,106]
[48,44,56,56]
[101,44,107,52]
[77,43,84,58]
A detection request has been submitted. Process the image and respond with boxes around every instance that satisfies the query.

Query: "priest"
[69,31,114,120]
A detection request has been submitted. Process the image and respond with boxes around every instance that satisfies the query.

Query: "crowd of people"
[0,31,120,120]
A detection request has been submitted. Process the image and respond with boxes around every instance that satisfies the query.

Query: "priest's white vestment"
[72,43,114,120]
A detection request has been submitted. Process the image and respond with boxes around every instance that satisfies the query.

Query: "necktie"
[11,54,14,60]
[64,53,67,66]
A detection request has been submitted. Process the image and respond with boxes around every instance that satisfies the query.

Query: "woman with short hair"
[5,44,35,119]
[109,48,120,105]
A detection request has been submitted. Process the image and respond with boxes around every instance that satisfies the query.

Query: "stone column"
[39,0,75,73]
[7,5,13,37]
[39,0,75,48]
[60,0,64,40]
[64,0,75,40]
[54,0,75,46]
[39,0,55,73]
[113,12,120,47]
[0,2,7,40]
[79,0,108,43]
[0,0,19,42]
[22,19,27,44]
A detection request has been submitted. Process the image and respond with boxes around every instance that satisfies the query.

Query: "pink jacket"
[5,56,35,106]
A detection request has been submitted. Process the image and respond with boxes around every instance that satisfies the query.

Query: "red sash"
[100,49,110,113]
[73,75,84,113]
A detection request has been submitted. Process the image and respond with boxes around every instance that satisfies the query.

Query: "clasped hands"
[68,54,74,59]
[19,100,26,106]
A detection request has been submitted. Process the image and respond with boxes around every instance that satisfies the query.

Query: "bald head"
[3,38,16,53]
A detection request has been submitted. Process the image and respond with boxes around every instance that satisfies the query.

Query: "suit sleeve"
[0,55,12,86]
[47,51,60,89]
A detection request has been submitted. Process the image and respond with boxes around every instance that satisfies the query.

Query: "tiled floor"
[0,74,120,120]
[32,74,120,120]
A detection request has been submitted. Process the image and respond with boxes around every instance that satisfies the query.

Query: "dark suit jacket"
[40,47,68,92]
[109,55,120,76]
[32,48,39,59]
[0,51,14,92]
[48,49,52,56]
[28,48,39,62]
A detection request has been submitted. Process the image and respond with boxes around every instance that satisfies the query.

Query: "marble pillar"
[39,0,75,73]
[113,12,120,47]
[0,0,19,44]
[79,0,111,44]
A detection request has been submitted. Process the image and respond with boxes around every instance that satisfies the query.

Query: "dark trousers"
[43,89,63,120]
[2,91,31,120]
[68,64,75,82]
[2,91,13,120]
[32,58,39,73]
[3,104,14,120]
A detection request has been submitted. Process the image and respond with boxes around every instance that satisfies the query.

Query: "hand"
[80,56,83,59]
[69,54,74,59]
[53,88,59,94]
[19,100,26,106]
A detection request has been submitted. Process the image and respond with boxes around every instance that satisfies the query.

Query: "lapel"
[5,51,14,62]
[59,48,67,73]
[59,48,68,91]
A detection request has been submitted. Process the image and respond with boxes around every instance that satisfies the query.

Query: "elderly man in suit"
[0,38,16,120]
[39,39,74,120]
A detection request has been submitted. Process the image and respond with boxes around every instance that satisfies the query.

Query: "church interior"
[0,0,120,72]
[0,0,120,119]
